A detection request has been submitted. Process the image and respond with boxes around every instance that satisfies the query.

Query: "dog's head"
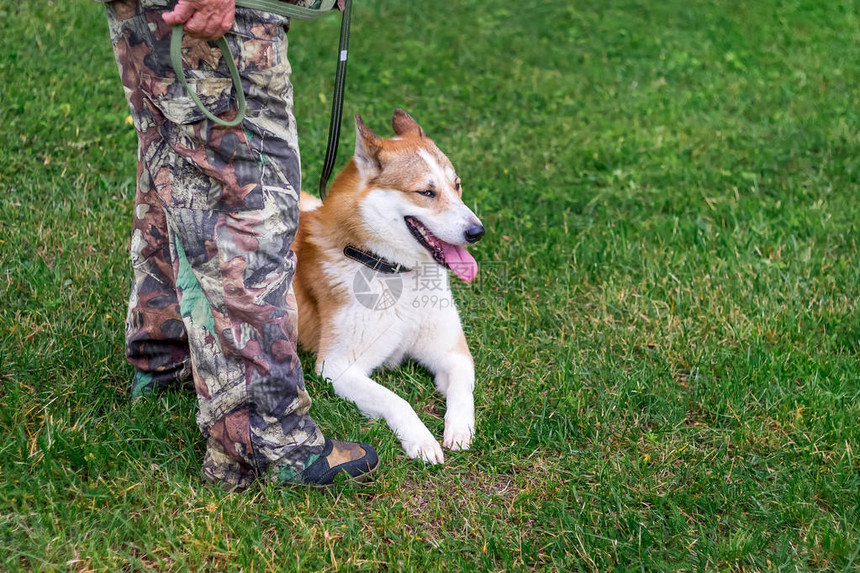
[351,109,484,282]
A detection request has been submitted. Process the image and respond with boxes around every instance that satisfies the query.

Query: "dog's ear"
[354,114,382,173]
[392,108,425,137]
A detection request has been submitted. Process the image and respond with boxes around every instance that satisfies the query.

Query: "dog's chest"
[334,264,459,365]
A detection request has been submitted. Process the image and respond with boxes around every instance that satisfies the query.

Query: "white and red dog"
[293,110,484,463]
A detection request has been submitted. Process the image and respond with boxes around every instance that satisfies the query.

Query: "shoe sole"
[203,459,381,491]
[202,454,379,493]
[304,459,381,489]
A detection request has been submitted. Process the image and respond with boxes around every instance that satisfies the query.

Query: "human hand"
[163,0,236,41]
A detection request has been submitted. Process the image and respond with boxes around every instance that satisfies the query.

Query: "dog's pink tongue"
[440,242,478,282]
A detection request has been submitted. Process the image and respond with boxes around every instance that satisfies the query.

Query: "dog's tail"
[299,191,323,212]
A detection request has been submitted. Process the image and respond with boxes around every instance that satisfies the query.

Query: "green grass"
[1,0,859,570]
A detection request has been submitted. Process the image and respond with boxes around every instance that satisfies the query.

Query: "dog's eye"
[455,178,461,191]
[418,190,436,198]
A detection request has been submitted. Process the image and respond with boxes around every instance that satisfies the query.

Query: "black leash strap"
[318,0,353,201]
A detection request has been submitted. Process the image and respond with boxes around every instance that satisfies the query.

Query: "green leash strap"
[233,0,337,19]
[170,0,338,127]
[170,0,351,197]
[170,30,246,127]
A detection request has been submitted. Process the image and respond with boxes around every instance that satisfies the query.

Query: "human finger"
[220,10,234,34]
[182,11,219,40]
[162,1,195,25]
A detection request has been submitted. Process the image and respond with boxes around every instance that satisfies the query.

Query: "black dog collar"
[343,245,411,274]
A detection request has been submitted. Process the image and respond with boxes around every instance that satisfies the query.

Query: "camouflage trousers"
[104,0,325,488]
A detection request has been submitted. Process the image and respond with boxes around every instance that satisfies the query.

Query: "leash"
[318,0,351,201]
[170,0,352,200]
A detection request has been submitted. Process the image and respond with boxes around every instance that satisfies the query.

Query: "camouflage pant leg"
[127,137,194,398]
[98,0,194,397]
[106,0,325,487]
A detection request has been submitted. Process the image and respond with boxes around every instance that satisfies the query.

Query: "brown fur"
[291,110,480,460]
[292,163,369,354]
[292,114,462,354]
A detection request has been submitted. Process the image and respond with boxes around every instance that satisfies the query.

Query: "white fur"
[308,171,479,464]
[360,188,480,264]
[301,117,482,463]
[418,149,450,188]
[315,258,475,464]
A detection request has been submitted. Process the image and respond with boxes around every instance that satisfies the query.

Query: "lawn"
[1,0,859,570]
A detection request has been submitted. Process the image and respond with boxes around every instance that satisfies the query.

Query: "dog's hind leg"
[319,359,445,464]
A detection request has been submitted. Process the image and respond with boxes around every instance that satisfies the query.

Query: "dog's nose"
[464,223,485,244]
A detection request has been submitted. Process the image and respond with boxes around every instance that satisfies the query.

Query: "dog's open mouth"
[405,217,477,283]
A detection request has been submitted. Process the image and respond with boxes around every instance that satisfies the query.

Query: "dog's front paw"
[443,421,474,451]
[403,437,445,464]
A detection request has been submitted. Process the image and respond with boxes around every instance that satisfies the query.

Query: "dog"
[292,109,484,463]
